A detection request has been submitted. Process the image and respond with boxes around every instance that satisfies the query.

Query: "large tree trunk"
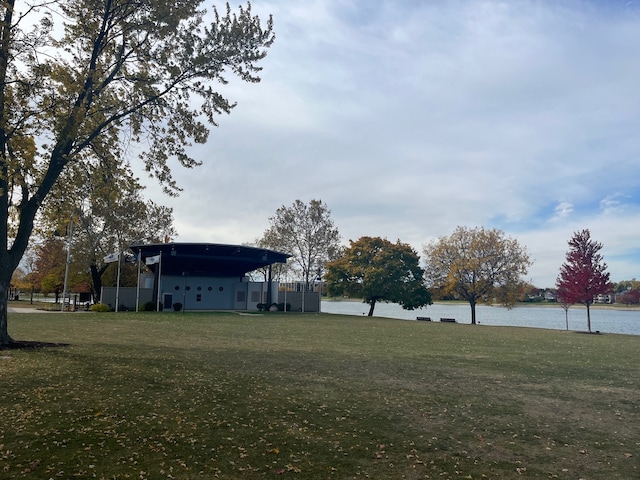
[0,245,24,345]
[470,299,477,325]
[0,214,35,345]
[367,298,377,316]
[90,263,108,302]
[0,198,60,345]
[0,0,16,346]
[1,246,32,345]
[0,275,11,345]
[0,154,69,346]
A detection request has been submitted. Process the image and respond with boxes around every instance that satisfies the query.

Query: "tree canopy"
[423,226,531,325]
[259,199,342,288]
[29,237,67,296]
[325,236,432,317]
[40,161,176,301]
[556,229,612,333]
[0,0,274,345]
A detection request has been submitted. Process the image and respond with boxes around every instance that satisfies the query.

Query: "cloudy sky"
[143,0,640,288]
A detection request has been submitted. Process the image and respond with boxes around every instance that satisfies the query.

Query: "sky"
[141,0,640,288]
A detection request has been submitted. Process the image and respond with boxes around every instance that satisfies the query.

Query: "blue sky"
[143,0,640,288]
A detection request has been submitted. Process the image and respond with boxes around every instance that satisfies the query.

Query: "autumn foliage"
[0,1,274,344]
[556,229,613,332]
[325,236,431,316]
[423,226,531,325]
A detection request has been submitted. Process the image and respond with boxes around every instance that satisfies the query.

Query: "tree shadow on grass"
[1,340,70,351]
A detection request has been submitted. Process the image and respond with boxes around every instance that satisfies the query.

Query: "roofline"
[128,242,291,259]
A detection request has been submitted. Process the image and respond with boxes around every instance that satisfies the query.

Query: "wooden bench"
[416,316,431,321]
[440,318,456,323]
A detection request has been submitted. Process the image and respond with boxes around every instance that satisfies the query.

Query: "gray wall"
[278,291,320,312]
[101,287,153,310]
[101,279,279,311]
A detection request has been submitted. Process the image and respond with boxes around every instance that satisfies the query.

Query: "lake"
[321,300,640,336]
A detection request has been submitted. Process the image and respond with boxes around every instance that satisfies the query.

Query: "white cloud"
[551,202,574,222]
[141,0,640,288]
[599,193,626,214]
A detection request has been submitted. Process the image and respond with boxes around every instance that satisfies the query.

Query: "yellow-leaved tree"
[0,0,274,345]
[423,226,532,325]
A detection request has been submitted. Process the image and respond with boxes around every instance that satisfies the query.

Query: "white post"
[182,272,187,313]
[61,219,73,312]
[156,252,163,312]
[135,249,141,312]
[114,252,122,312]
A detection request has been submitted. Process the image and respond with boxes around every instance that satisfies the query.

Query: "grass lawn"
[1,311,639,479]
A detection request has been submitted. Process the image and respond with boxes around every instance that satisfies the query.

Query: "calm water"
[321,300,640,336]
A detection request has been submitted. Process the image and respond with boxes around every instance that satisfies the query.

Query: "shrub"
[142,301,156,311]
[173,302,183,312]
[277,302,291,312]
[90,303,111,312]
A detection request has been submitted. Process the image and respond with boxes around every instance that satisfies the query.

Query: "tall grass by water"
[1,311,639,479]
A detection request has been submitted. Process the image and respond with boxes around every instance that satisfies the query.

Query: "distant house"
[544,290,557,302]
[594,293,614,304]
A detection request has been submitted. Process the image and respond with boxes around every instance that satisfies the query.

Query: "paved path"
[8,307,58,313]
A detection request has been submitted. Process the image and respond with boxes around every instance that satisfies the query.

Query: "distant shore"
[322,297,640,312]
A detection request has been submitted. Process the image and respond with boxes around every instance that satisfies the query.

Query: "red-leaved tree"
[556,229,613,333]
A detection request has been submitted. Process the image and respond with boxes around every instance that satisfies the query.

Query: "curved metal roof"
[129,242,290,277]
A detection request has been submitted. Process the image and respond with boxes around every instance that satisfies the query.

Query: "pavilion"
[102,242,290,311]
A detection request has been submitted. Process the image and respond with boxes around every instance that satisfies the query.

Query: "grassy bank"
[1,311,639,479]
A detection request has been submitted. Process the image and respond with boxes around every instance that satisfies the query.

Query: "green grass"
[1,311,639,479]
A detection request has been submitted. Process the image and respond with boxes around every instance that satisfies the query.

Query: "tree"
[41,161,177,302]
[556,229,613,333]
[559,299,572,331]
[11,247,38,302]
[613,279,640,295]
[617,290,640,305]
[249,239,290,284]
[423,226,532,325]
[0,0,274,345]
[325,236,432,317]
[30,237,67,298]
[9,266,29,298]
[259,199,342,289]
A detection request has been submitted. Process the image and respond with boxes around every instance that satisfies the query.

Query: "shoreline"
[322,298,640,312]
